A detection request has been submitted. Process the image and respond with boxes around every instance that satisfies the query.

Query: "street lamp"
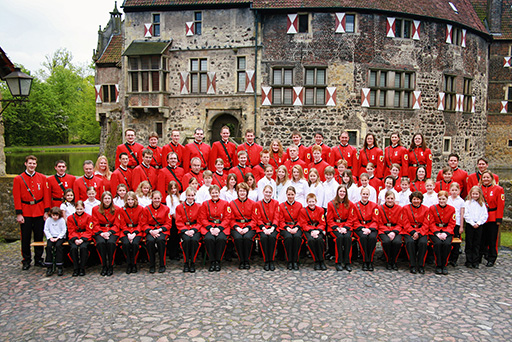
[0,67,33,114]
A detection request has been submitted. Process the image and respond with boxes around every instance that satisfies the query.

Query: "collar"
[215,171,224,176]
[238,198,248,203]
[24,170,36,177]
[84,174,94,180]
[148,145,157,149]
[314,159,323,164]
[120,166,128,171]
[366,146,375,150]
[170,141,179,147]
[238,164,247,168]
[438,204,447,209]
[286,201,295,206]
[385,203,395,208]
[291,157,299,162]
[222,139,229,144]
[340,143,348,147]
[126,142,135,146]
[263,198,272,204]
[307,206,316,211]
[142,163,150,168]
[412,204,421,209]
[186,201,195,206]
[391,144,398,148]
[360,201,369,206]
[151,204,161,210]
[56,173,66,178]
[246,142,254,147]
[211,199,220,203]
[194,141,202,145]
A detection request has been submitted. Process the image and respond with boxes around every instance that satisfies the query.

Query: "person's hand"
[362,228,370,235]
[311,230,319,239]
[388,232,396,240]
[50,237,57,242]
[76,239,83,246]
[16,214,24,224]
[185,230,194,237]
[100,232,110,239]
[150,229,160,238]
[412,232,419,240]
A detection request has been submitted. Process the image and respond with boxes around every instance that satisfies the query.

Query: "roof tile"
[96,35,123,65]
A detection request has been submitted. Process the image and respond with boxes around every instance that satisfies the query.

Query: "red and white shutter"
[115,84,120,103]
[455,94,463,112]
[245,70,255,93]
[412,20,421,40]
[412,91,421,109]
[446,24,453,44]
[262,86,272,106]
[207,72,216,94]
[471,96,476,113]
[186,22,194,36]
[335,13,346,33]
[438,92,445,111]
[386,17,396,38]
[326,87,336,106]
[504,57,511,67]
[144,24,153,38]
[95,85,102,103]
[361,88,370,107]
[293,87,303,106]
[180,72,189,94]
[287,14,298,34]
[461,29,467,47]
[501,101,508,113]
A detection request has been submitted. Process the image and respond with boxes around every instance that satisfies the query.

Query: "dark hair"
[409,133,427,151]
[363,133,379,149]
[409,191,424,203]
[49,207,63,218]
[54,160,66,167]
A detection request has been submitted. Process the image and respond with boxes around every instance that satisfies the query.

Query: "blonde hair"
[93,155,112,180]
[136,180,152,198]
[291,165,305,182]
[308,168,321,186]
[276,165,289,186]
[125,191,139,208]
[467,186,485,206]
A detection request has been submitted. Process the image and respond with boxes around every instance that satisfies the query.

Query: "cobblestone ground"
[0,241,511,342]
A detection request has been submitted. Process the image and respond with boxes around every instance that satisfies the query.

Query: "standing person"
[255,185,279,271]
[135,181,152,207]
[435,167,454,193]
[286,130,308,162]
[340,170,359,203]
[158,152,185,196]
[366,163,383,194]
[410,166,427,194]
[161,129,184,167]
[115,128,144,169]
[281,165,308,206]
[209,125,237,171]
[269,139,288,169]
[142,191,171,273]
[353,188,379,271]
[436,153,468,197]
[74,160,105,201]
[466,157,500,190]
[308,145,329,182]
[377,176,399,205]
[92,191,119,276]
[377,191,403,271]
[284,145,308,178]
[463,186,488,269]
[244,173,258,202]
[447,182,465,266]
[183,157,205,187]
[422,179,438,207]
[278,186,303,270]
[275,165,291,203]
[13,155,50,270]
[146,132,163,169]
[359,133,384,179]
[356,173,377,203]
[308,132,331,164]
[196,170,214,205]
[118,192,144,274]
[175,187,202,273]
[43,207,67,276]
[113,184,128,208]
[229,150,252,184]
[300,193,327,271]
[220,173,238,203]
[212,159,228,189]
[183,128,210,172]
[479,171,505,267]
[396,178,412,206]
[93,156,112,193]
[237,129,262,167]
[252,150,271,182]
[384,132,409,178]
[257,165,277,201]
[47,160,76,208]
[111,153,133,192]
[307,168,325,209]
[60,188,76,220]
[84,187,100,215]
[323,166,339,208]
[132,149,158,191]
[401,191,429,274]
[331,131,359,177]
[408,133,432,180]
[67,201,93,276]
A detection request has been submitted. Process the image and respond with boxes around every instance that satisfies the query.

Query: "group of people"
[13,127,505,276]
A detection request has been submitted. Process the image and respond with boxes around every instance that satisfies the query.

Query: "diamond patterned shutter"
[262,86,272,105]
[500,101,508,113]
[326,87,336,106]
[446,24,453,44]
[180,72,189,94]
[293,87,303,106]
[335,13,346,33]
[245,70,255,93]
[115,84,120,103]
[471,96,476,113]
[438,92,445,111]
[207,72,216,94]
[504,57,511,67]
[386,17,396,38]
[455,94,463,112]
[412,91,421,109]
[287,14,298,34]
[412,20,421,40]
[461,29,467,47]
[95,85,102,103]
[144,24,153,38]
[361,88,370,107]
[186,22,194,36]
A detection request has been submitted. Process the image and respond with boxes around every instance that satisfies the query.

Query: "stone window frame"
[128,55,168,93]
[442,137,452,155]
[450,27,464,46]
[194,11,202,35]
[347,130,359,147]
[394,18,413,39]
[297,13,310,33]
[304,67,327,106]
[152,13,161,37]
[155,121,163,138]
[443,74,457,112]
[237,56,246,93]
[190,58,208,94]
[344,13,356,33]
[271,67,294,106]
[102,84,117,103]
[368,69,415,109]
[508,139,512,148]
[464,138,470,152]
[463,77,473,113]
[506,84,512,108]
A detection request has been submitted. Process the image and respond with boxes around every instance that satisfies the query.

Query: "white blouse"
[463,199,488,226]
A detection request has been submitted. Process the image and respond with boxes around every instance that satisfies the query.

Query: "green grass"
[5,146,99,153]
[500,231,512,248]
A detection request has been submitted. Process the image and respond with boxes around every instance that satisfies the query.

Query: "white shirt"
[137,195,152,208]
[257,177,277,201]
[44,217,67,239]
[287,179,309,207]
[196,185,212,204]
[346,183,359,203]
[378,188,399,205]
[113,197,125,208]
[248,189,258,202]
[422,192,439,208]
[307,183,325,208]
[60,202,76,220]
[354,185,377,203]
[397,189,412,207]
[84,199,100,215]
[463,199,488,226]
[220,187,237,203]
[323,179,339,208]
[276,180,292,203]
[448,196,465,225]
[165,194,180,216]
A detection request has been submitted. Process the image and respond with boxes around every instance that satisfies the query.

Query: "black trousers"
[280,229,303,262]
[480,221,499,263]
[167,218,180,259]
[94,234,119,267]
[232,229,256,262]
[355,230,378,262]
[449,225,461,263]
[259,230,278,262]
[465,223,483,265]
[304,231,325,262]
[431,234,453,267]
[69,240,89,270]
[146,234,167,267]
[403,234,428,267]
[379,233,402,264]
[204,231,227,262]
[180,231,201,263]
[45,238,65,266]
[121,236,141,265]
[21,216,44,264]
[331,229,352,264]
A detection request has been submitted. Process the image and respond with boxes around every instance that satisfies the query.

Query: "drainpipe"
[253,10,259,135]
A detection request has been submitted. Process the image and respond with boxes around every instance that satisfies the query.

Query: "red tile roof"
[96,35,123,66]
[470,0,512,39]
[123,0,251,7]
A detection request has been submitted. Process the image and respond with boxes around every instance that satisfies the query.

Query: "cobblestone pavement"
[0,241,511,342]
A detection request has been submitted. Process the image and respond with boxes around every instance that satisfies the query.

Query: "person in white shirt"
[257,165,277,201]
[244,173,259,202]
[396,177,412,206]
[421,179,438,207]
[281,165,308,206]
[220,173,238,203]
[180,177,199,202]
[447,182,465,266]
[60,188,76,220]
[355,173,377,203]
[84,187,100,215]
[43,207,67,276]
[135,180,152,207]
[322,166,339,208]
[378,176,399,205]
[113,183,128,208]
[340,170,359,203]
[463,186,488,269]
[275,165,291,203]
[307,168,325,209]
[165,180,181,217]
[196,171,213,204]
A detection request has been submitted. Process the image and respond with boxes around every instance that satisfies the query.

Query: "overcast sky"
[0,0,120,74]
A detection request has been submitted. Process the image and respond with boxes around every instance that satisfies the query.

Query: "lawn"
[5,145,99,153]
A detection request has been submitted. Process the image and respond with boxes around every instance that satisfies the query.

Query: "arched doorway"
[210,113,241,144]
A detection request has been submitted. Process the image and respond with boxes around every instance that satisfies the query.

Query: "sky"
[0,0,120,74]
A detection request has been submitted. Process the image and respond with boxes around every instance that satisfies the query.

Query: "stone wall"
[0,176,19,240]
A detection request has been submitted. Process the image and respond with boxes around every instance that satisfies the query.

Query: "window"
[369,70,414,108]
[345,14,355,33]
[194,12,202,35]
[102,85,117,103]
[347,131,358,146]
[507,86,512,107]
[153,14,161,37]
[190,58,207,93]
[128,56,168,92]
[464,138,470,152]
[463,78,472,112]
[304,67,326,105]
[508,140,512,147]
[451,27,464,46]
[272,67,293,105]
[298,14,309,33]
[155,122,163,138]
[237,57,246,93]
[444,75,456,111]
[383,137,391,148]
[395,19,412,39]
[443,137,452,154]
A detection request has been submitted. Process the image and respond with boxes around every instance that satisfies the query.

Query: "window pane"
[154,24,160,37]
[102,86,110,102]
[200,59,207,71]
[284,69,293,85]
[316,88,325,104]
[200,73,207,92]
[110,85,116,101]
[305,69,314,85]
[370,71,377,87]
[394,92,400,107]
[152,71,159,91]
[508,87,512,100]
[379,91,386,106]
[162,73,167,91]
[396,19,402,37]
[195,12,202,21]
[346,15,355,33]
[238,57,246,70]
[238,71,246,92]
[404,92,410,108]
[305,88,314,105]
[153,14,160,23]
[141,56,150,70]
[283,88,293,104]
[403,21,410,38]
[151,56,160,70]
[191,59,198,71]
[129,57,138,70]
[273,69,281,84]
[195,22,202,35]
[191,74,198,92]
[142,71,149,91]
[395,73,401,88]
[380,72,386,87]
[404,74,411,89]
[298,14,308,33]
[317,69,325,85]
[273,87,282,104]
[131,73,139,92]
[370,90,376,106]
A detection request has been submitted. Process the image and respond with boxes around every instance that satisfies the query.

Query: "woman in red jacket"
[384,132,409,178]
[359,133,384,179]
[326,185,356,272]
[255,184,280,271]
[278,186,303,270]
[479,171,505,267]
[377,191,403,271]
[175,187,202,273]
[92,191,119,276]
[118,191,144,274]
[426,191,455,275]
[67,200,93,276]
[269,139,288,169]
[142,191,171,274]
[353,187,379,271]
[410,166,427,194]
[408,133,432,180]
[401,191,429,274]
[299,193,327,271]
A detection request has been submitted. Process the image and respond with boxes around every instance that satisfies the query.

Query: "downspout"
[253,9,259,134]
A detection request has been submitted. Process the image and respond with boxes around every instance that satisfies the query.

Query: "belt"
[21,198,43,205]
[152,165,162,169]
[236,219,249,223]
[52,197,64,201]
[385,223,396,227]
[334,219,347,223]
[488,207,497,212]
[185,221,197,225]
[128,165,136,169]
[360,220,371,224]
[411,164,426,167]
[411,224,422,228]
[127,224,135,228]
[309,222,319,226]
[209,219,221,224]
[77,229,86,233]
[264,222,272,226]
[100,224,110,227]
[436,223,448,227]
[285,221,296,225]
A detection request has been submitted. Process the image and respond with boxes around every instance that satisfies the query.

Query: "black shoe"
[368,263,374,272]
[22,262,30,270]
[335,263,344,271]
[345,264,352,272]
[320,261,327,270]
[79,269,86,276]
[131,265,138,273]
[35,259,45,267]
[107,266,113,276]
[473,263,479,269]
[486,261,495,267]
[314,262,321,270]
[149,266,156,274]
[392,264,398,271]
[57,267,63,276]
[442,267,449,275]
[239,262,245,270]
[386,263,392,270]
[465,262,472,268]
[418,266,425,274]
[215,261,221,272]
[100,266,107,276]
[189,263,196,273]
[245,261,251,270]
[293,262,299,270]
[72,269,80,277]
[410,267,417,274]
[264,262,270,271]
[287,262,293,270]
[46,267,54,277]
[158,266,166,273]
[435,267,442,274]
[209,262,216,272]
[183,263,190,273]
[362,263,368,271]
[126,265,132,274]
[269,261,276,271]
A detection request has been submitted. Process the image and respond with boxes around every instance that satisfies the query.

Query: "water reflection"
[6,152,100,176]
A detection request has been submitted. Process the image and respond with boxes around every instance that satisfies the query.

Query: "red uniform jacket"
[286,144,309,162]
[117,205,145,237]
[277,201,303,231]
[183,171,204,188]
[426,204,456,235]
[184,141,211,172]
[251,163,266,182]
[13,171,50,217]
[353,201,379,231]
[47,173,76,208]
[162,142,185,167]
[212,171,228,189]
[132,163,158,191]
[284,158,308,179]
[269,151,288,170]
[307,143,331,164]
[326,201,356,232]
[376,204,403,235]
[359,146,384,179]
[410,180,427,194]
[115,142,144,169]
[408,147,432,180]
[467,172,499,191]
[368,176,384,194]
[147,145,163,169]
[209,140,238,170]
[299,206,326,232]
[67,212,93,241]
[254,199,279,232]
[435,180,454,193]
[158,165,185,195]
[308,160,330,181]
[237,142,263,167]
[175,202,202,233]
[228,198,257,230]
[229,165,252,184]
[74,175,104,201]
[331,144,359,177]
[111,167,133,192]
[199,199,230,235]
[401,204,429,236]
[92,205,120,236]
[436,168,468,196]
[142,204,172,236]
[481,184,505,223]
[97,174,111,193]
[384,145,409,178]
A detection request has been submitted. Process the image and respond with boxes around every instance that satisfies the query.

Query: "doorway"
[210,113,241,144]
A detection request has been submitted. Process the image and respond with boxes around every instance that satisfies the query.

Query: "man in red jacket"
[115,128,144,169]
[47,160,76,208]
[209,125,237,171]
[237,129,262,167]
[183,128,210,172]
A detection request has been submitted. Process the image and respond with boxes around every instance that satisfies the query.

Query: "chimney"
[487,0,503,34]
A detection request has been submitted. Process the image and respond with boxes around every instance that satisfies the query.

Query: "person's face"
[400,182,409,191]
[342,174,350,184]
[83,164,94,177]
[337,164,346,174]
[171,131,180,144]
[127,196,136,207]
[338,187,347,199]
[411,197,422,207]
[143,154,152,165]
[87,190,96,200]
[425,182,434,192]
[245,132,255,144]
[292,169,300,180]
[215,162,224,172]
[239,154,247,165]
[277,169,286,180]
[286,190,295,203]
[120,155,129,167]
[312,150,321,161]
[25,159,37,173]
[448,157,458,169]
[360,177,369,187]
[340,133,349,145]
[309,172,318,183]
[152,193,162,207]
[360,190,370,202]
[246,176,254,186]
[481,173,492,185]
[443,172,453,182]
[390,167,399,177]
[99,159,108,171]
[168,154,178,166]
[65,192,74,202]
[477,160,488,173]
[366,166,374,175]
[191,161,201,173]
[261,154,270,164]
[220,129,230,141]
[450,187,460,198]
[55,163,66,175]
[271,141,279,152]
[385,178,394,189]
[194,130,204,142]
[470,190,480,201]
[229,177,237,188]
[117,187,127,198]
[186,192,195,204]
[314,134,323,144]
[366,135,374,146]
[103,194,112,206]
[263,188,273,200]
[142,185,150,195]
[170,185,178,195]
[149,137,158,147]
[307,197,316,209]
[238,188,248,200]
[288,148,298,159]
[264,167,274,179]
[292,134,301,145]
[325,173,333,181]
[414,135,422,147]
[51,214,60,220]
[390,134,399,146]
[204,176,212,186]
[211,189,220,201]
[416,168,426,180]
[75,206,85,215]
[385,195,395,206]
[125,130,136,144]
[438,195,447,206]
[190,180,199,189]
